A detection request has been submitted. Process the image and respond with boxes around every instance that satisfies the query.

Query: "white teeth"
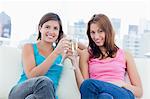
[46,32,54,38]
[47,35,53,39]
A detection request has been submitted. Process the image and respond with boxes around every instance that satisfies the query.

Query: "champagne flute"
[71,38,78,56]
[57,52,66,67]
[57,35,78,69]
[56,39,68,67]
[70,36,78,69]
[52,42,64,67]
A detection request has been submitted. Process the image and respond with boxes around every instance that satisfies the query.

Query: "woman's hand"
[110,81,133,93]
[66,48,80,69]
[54,37,71,57]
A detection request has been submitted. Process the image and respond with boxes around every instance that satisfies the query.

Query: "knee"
[37,76,54,89]
[39,76,53,83]
[80,79,93,93]
[99,93,113,99]
[25,94,36,99]
[8,86,16,99]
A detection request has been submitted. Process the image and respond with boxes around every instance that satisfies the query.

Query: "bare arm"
[123,51,143,98]
[23,38,70,79]
[73,49,90,88]
[23,44,59,79]
[79,49,90,79]
[78,42,87,50]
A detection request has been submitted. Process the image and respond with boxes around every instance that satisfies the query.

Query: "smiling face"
[90,23,105,47]
[37,13,63,45]
[39,20,60,43]
[87,14,118,58]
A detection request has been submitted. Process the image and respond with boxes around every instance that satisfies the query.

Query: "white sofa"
[0,46,149,99]
[0,46,80,99]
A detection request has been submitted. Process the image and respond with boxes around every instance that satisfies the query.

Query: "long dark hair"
[37,12,63,45]
[87,14,118,59]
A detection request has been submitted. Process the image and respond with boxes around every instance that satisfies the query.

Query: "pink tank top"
[89,49,126,82]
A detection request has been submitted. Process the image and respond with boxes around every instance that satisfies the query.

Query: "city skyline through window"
[0,0,150,57]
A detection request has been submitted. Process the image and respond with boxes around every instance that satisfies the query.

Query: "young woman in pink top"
[70,14,143,99]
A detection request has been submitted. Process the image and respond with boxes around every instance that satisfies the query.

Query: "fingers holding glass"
[57,38,71,67]
[71,38,78,56]
[67,36,79,69]
[57,35,79,69]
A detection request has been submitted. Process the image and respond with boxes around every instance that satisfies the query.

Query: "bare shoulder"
[22,43,35,68]
[79,48,90,63]
[124,50,136,69]
[23,43,32,48]
[78,42,87,50]
[22,43,34,54]
[80,49,90,58]
[124,50,133,60]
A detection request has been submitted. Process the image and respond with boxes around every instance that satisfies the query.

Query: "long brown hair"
[37,12,64,45]
[87,14,118,59]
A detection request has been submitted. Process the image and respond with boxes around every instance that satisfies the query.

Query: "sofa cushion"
[0,46,80,99]
[57,58,80,99]
[0,46,22,98]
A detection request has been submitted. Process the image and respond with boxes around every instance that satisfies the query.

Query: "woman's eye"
[98,29,103,33]
[45,26,50,29]
[90,31,95,34]
[54,27,59,30]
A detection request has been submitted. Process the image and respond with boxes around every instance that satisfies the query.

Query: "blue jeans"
[80,79,135,99]
[9,76,55,99]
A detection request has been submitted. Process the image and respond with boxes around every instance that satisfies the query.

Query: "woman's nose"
[48,29,54,34]
[94,32,100,39]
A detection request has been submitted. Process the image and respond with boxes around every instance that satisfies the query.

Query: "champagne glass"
[57,34,78,69]
[57,53,66,67]
[56,39,68,67]
[70,36,78,69]
[71,38,78,56]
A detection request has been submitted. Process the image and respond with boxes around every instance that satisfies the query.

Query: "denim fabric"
[9,76,55,99]
[98,93,113,99]
[80,79,135,99]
